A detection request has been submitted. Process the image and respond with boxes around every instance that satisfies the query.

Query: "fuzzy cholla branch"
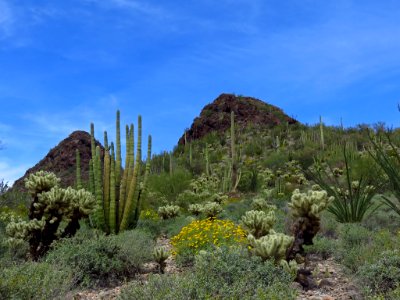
[288,187,333,219]
[241,210,276,239]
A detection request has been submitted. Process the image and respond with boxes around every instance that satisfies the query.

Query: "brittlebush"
[171,218,247,255]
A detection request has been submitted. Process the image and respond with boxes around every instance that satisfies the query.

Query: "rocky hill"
[178,93,298,144]
[13,131,103,190]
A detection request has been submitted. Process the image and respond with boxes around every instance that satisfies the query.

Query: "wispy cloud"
[0,0,14,39]
[0,161,29,186]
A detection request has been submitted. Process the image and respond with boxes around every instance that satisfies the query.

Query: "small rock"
[290,281,303,291]
[318,278,334,288]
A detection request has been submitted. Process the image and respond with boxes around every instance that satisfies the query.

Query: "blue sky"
[1,0,400,185]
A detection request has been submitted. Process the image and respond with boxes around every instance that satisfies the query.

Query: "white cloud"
[0,161,29,186]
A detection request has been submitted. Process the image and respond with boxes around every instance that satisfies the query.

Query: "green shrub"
[45,229,154,288]
[136,215,192,238]
[119,247,297,300]
[358,250,400,294]
[304,236,337,259]
[0,261,75,299]
[147,169,192,203]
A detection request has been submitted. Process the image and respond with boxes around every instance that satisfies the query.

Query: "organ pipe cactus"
[89,111,152,233]
[6,171,95,260]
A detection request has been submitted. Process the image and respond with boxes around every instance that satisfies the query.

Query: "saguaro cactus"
[75,149,82,189]
[319,116,325,150]
[89,111,152,233]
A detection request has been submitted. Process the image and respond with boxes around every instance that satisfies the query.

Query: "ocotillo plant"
[90,111,152,233]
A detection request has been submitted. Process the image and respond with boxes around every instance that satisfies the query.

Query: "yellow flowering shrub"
[140,209,159,221]
[171,218,247,255]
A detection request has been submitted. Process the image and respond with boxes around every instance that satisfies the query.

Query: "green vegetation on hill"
[1,96,400,299]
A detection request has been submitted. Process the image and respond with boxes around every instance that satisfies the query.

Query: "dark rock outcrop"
[178,93,298,144]
[13,131,103,190]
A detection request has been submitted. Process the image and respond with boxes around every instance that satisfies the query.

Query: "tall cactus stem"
[94,146,105,230]
[120,115,142,231]
[75,149,82,189]
[115,110,122,188]
[103,131,110,232]
[109,143,117,234]
[320,115,325,150]
[133,135,152,227]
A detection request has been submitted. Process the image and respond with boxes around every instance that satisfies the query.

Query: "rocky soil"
[295,254,362,300]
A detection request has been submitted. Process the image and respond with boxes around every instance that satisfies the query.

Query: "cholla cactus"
[241,210,276,238]
[251,197,276,211]
[25,171,60,196]
[202,202,223,218]
[288,188,333,219]
[188,204,203,216]
[287,187,333,260]
[209,193,228,204]
[153,246,170,274]
[6,171,95,260]
[248,232,294,263]
[158,205,180,220]
[280,259,299,278]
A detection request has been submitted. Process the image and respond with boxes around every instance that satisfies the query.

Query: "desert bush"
[147,169,192,203]
[45,229,154,287]
[303,236,337,259]
[357,250,400,294]
[119,247,297,300]
[0,261,75,299]
[136,215,193,239]
[170,219,246,258]
[219,198,252,222]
